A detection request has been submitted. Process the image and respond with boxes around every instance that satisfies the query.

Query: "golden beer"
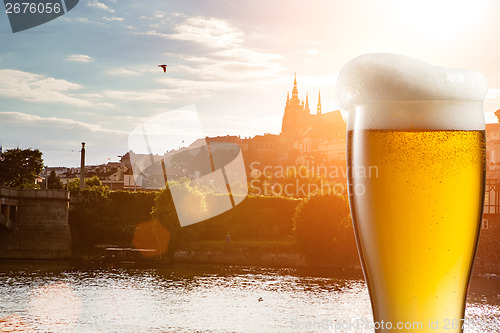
[337,53,488,332]
[348,129,485,332]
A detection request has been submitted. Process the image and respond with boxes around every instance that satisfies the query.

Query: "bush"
[201,195,301,241]
[151,189,302,256]
[151,184,209,259]
[67,175,103,194]
[69,188,156,253]
[293,194,358,266]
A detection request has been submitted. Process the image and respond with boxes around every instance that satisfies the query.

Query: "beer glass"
[347,100,485,332]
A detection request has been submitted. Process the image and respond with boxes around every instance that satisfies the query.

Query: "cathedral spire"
[292,72,298,99]
[305,93,310,113]
[317,89,322,115]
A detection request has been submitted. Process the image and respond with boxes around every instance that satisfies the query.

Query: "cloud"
[135,14,283,82]
[66,54,94,63]
[96,102,115,108]
[105,15,283,103]
[105,67,142,76]
[0,112,129,166]
[154,11,165,19]
[101,77,245,106]
[0,70,92,107]
[87,1,114,13]
[214,48,281,63]
[161,51,283,86]
[103,90,172,103]
[200,114,282,138]
[160,76,242,93]
[173,61,281,83]
[141,16,284,86]
[0,112,125,134]
[63,17,105,25]
[141,16,244,49]
[103,16,124,22]
[171,16,243,48]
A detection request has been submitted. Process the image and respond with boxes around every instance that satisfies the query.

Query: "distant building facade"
[281,74,346,162]
[83,75,349,191]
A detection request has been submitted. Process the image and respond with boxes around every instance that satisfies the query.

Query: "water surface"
[0,261,498,332]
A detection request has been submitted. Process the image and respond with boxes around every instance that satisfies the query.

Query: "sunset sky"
[1,0,500,166]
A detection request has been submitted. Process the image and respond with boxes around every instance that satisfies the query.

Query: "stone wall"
[174,243,307,268]
[0,188,71,259]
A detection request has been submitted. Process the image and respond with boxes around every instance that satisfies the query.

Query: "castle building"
[281,74,347,162]
[124,75,350,190]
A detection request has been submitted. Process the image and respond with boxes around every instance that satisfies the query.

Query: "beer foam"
[336,54,488,130]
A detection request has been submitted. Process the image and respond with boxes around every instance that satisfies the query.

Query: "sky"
[1,0,500,166]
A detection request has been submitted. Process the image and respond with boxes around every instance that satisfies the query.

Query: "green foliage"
[150,182,301,257]
[202,195,300,241]
[151,180,210,258]
[293,194,358,266]
[248,163,344,198]
[66,178,80,193]
[47,170,63,190]
[0,148,44,189]
[67,175,103,194]
[69,188,156,252]
[68,175,358,268]
[86,175,103,187]
[107,190,157,243]
[151,187,180,231]
[151,187,181,258]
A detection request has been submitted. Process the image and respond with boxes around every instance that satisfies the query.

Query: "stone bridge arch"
[0,187,71,259]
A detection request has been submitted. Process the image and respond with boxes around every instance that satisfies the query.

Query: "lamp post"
[80,142,85,191]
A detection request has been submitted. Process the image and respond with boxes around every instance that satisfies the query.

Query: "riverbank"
[174,240,308,268]
[70,240,500,274]
[171,239,500,274]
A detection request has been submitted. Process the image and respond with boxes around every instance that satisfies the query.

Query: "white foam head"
[335,53,488,131]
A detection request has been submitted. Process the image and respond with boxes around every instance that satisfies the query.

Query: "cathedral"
[199,74,347,166]
[280,74,346,160]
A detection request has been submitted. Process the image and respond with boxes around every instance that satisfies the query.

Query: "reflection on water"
[0,261,498,332]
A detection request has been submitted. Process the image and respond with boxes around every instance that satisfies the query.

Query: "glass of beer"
[339,54,488,332]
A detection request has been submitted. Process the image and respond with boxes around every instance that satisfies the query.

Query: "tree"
[151,187,181,259]
[69,183,111,250]
[67,175,103,194]
[85,175,102,187]
[69,189,157,253]
[0,148,44,189]
[151,179,209,259]
[47,170,63,189]
[293,194,358,266]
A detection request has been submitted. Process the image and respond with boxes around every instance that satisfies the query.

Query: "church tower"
[317,90,322,115]
[281,73,304,136]
[305,93,310,114]
[291,73,299,100]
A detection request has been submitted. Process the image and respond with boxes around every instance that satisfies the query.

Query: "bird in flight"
[158,64,167,73]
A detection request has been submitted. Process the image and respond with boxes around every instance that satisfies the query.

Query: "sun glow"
[397,0,488,38]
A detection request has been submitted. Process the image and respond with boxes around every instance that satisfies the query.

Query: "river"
[0,261,498,332]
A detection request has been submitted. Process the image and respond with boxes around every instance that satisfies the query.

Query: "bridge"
[0,188,17,229]
[0,187,71,259]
